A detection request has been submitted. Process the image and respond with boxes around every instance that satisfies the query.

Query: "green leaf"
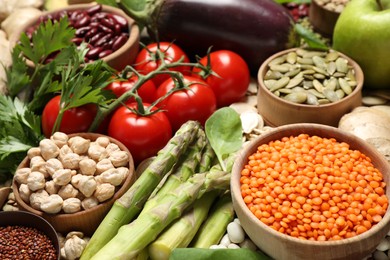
[0,136,33,159]
[205,107,243,171]
[295,23,329,51]
[5,47,31,97]
[19,17,75,65]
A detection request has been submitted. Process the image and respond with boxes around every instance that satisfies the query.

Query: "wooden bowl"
[309,0,341,38]
[12,133,136,236]
[9,3,140,71]
[0,210,61,260]
[257,48,363,127]
[231,123,390,260]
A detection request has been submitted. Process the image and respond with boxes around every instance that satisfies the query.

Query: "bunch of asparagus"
[81,119,238,260]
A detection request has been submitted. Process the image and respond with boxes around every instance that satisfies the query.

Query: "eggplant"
[118,0,298,74]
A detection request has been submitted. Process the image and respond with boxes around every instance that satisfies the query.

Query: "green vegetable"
[0,96,43,181]
[90,163,232,260]
[80,121,201,260]
[169,248,271,260]
[140,129,210,215]
[205,107,242,171]
[294,23,329,51]
[147,190,220,260]
[190,193,235,248]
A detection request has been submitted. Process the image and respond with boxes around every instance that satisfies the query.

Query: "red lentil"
[0,225,57,259]
[240,134,388,241]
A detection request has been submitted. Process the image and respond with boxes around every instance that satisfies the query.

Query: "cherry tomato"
[108,102,172,165]
[105,75,157,103]
[41,95,97,137]
[192,50,250,107]
[134,42,191,87]
[156,75,217,131]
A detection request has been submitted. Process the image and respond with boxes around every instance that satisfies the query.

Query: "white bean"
[233,218,241,226]
[210,244,226,249]
[239,238,258,251]
[376,238,390,251]
[227,222,245,244]
[228,243,240,249]
[373,250,388,260]
[219,233,231,247]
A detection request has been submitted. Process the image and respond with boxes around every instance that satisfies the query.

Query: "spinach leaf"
[205,107,242,171]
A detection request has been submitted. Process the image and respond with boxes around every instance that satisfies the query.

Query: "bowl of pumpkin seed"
[257,47,363,127]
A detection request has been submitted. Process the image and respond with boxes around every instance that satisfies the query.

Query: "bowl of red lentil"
[0,210,60,259]
[231,123,390,260]
[9,3,140,71]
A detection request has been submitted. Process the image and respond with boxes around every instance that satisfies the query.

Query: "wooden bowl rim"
[231,123,390,246]
[257,47,364,109]
[12,132,136,220]
[8,3,140,68]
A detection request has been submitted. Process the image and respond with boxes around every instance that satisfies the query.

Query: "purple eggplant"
[118,0,298,73]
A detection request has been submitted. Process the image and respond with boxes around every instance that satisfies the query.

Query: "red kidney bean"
[86,47,103,59]
[111,14,128,29]
[26,4,130,62]
[99,49,113,58]
[75,26,91,37]
[112,35,128,51]
[85,27,98,39]
[98,24,113,34]
[95,34,113,47]
[71,37,84,45]
[90,32,104,45]
[74,15,91,28]
[86,4,102,15]
[101,18,115,29]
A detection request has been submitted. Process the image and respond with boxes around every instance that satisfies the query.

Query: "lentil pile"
[240,134,388,241]
[0,225,57,259]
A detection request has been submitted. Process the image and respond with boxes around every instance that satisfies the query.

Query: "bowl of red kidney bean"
[0,210,60,260]
[11,3,140,71]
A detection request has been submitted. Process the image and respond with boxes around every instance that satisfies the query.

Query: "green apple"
[333,0,390,89]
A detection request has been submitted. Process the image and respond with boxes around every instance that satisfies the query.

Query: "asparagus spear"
[90,164,232,260]
[190,192,235,248]
[140,129,208,214]
[80,121,201,260]
[148,190,220,260]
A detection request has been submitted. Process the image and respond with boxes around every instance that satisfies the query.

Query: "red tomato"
[192,50,250,107]
[105,75,157,103]
[134,42,191,87]
[41,95,97,137]
[156,75,217,131]
[107,103,172,165]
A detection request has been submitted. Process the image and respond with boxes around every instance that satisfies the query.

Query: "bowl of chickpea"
[231,123,390,260]
[12,132,136,236]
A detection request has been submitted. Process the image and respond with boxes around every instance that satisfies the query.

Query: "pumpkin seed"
[325,51,339,62]
[285,68,301,78]
[335,89,345,99]
[296,48,308,57]
[312,56,328,71]
[338,78,353,94]
[264,79,277,89]
[278,88,293,94]
[318,99,331,105]
[313,73,326,80]
[303,51,327,59]
[324,78,337,91]
[297,57,314,65]
[264,70,283,80]
[269,76,290,92]
[286,52,297,64]
[284,92,307,103]
[327,61,337,75]
[307,93,319,105]
[312,66,328,75]
[285,76,304,89]
[268,56,286,66]
[308,89,326,99]
[323,88,340,102]
[313,79,324,93]
[335,57,349,73]
[270,64,290,73]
